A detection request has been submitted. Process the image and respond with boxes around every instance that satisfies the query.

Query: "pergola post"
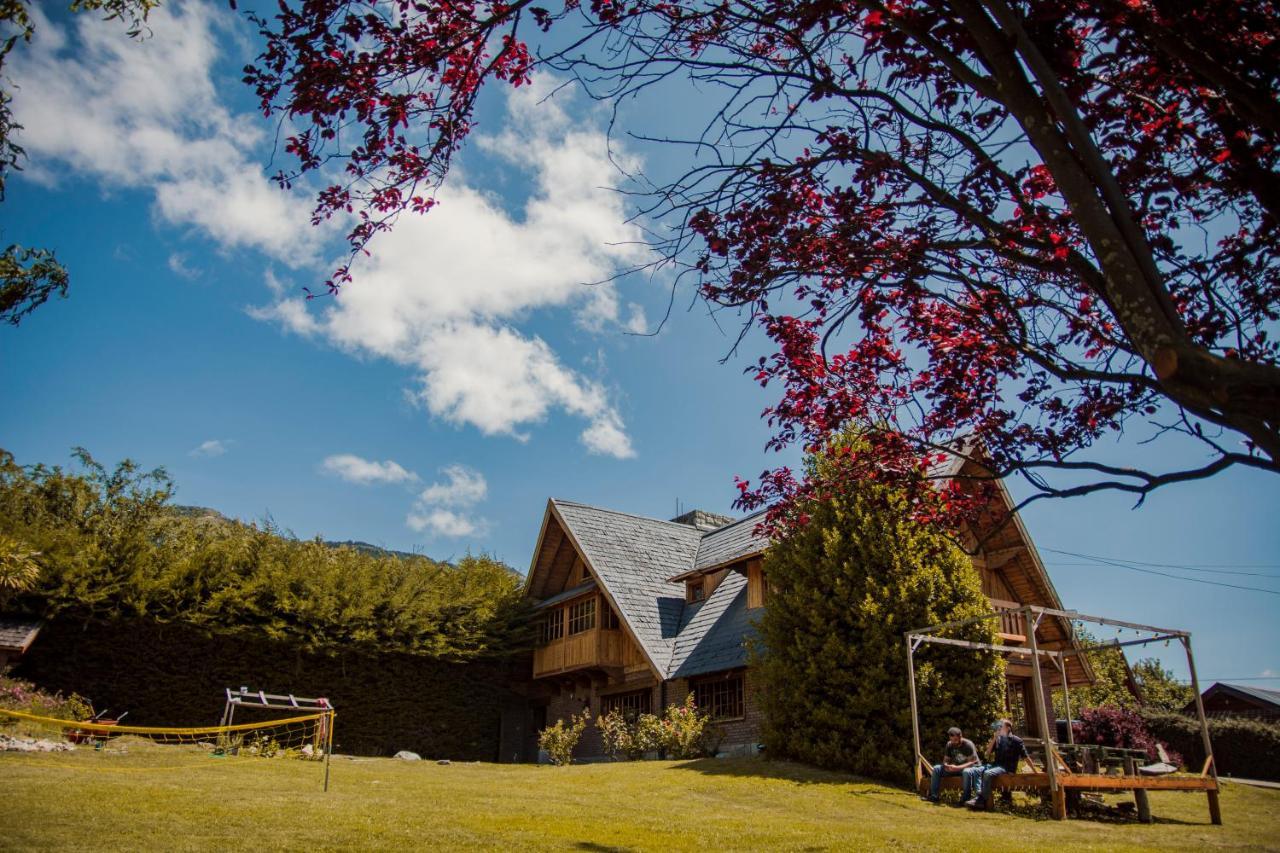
[1183,635,1222,825]
[1058,652,1074,745]
[1026,607,1066,820]
[906,633,923,790]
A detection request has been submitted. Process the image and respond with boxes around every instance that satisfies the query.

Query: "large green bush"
[755,436,1005,785]
[1142,710,1280,782]
[0,448,529,659]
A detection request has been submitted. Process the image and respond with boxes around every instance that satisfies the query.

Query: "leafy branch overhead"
[0,0,159,327]
[245,0,1280,527]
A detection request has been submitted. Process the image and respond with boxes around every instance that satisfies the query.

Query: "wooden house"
[505,458,1092,762]
[1187,683,1280,722]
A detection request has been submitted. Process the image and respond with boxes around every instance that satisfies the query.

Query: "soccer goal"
[0,686,337,790]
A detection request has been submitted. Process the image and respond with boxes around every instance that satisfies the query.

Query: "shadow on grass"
[665,757,1210,826]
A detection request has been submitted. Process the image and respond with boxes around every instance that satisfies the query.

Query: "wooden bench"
[920,768,1220,821]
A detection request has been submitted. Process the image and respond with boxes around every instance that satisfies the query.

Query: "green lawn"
[1,743,1277,851]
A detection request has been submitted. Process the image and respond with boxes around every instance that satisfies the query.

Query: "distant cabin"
[1187,683,1280,722]
[500,456,1093,763]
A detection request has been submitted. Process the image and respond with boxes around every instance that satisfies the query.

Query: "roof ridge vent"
[669,509,736,531]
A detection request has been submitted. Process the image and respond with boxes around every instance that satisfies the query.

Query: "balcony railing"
[989,598,1028,644]
[533,627,635,678]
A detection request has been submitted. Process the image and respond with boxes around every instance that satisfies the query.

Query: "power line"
[1043,548,1280,596]
[1042,548,1280,578]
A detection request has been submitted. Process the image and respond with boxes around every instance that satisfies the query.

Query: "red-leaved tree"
[243,1,1279,532]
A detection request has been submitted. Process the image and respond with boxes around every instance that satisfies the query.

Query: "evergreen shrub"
[1142,710,1280,781]
[755,436,1005,785]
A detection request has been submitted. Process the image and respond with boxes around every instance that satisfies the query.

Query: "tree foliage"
[0,448,529,658]
[244,0,1279,524]
[753,435,1004,784]
[1055,626,1195,715]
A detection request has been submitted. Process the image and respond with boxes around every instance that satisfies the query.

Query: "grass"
[1,743,1277,851]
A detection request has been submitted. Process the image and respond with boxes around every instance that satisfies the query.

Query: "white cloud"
[168,253,200,280]
[407,465,488,537]
[417,464,487,506]
[10,1,319,263]
[189,439,230,457]
[1262,668,1278,678]
[321,454,418,486]
[406,508,480,538]
[250,75,642,458]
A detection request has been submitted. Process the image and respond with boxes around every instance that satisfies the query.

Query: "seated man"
[922,727,979,803]
[964,719,1029,810]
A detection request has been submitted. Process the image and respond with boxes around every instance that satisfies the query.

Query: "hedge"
[13,617,526,759]
[1142,710,1280,782]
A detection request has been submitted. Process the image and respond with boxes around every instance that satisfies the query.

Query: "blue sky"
[1,1,1277,689]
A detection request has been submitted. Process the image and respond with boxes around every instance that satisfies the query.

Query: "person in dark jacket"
[963,719,1029,809]
[921,727,979,803]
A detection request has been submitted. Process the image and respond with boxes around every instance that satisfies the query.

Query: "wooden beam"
[982,546,1025,570]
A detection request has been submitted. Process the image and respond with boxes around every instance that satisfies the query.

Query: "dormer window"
[687,579,706,603]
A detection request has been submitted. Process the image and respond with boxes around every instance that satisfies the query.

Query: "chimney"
[670,509,736,531]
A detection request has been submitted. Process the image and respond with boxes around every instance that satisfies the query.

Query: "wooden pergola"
[905,605,1221,824]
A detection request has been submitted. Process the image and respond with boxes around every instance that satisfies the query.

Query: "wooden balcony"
[533,627,637,678]
[990,598,1028,644]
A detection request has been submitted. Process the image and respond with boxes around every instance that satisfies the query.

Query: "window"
[568,597,596,635]
[538,610,564,645]
[693,675,744,720]
[600,688,651,722]
[602,604,620,630]
[686,579,705,603]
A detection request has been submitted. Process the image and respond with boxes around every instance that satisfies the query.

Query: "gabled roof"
[549,500,704,674]
[692,511,769,573]
[1193,682,1280,711]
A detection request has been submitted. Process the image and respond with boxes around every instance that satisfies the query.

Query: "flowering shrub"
[596,697,716,761]
[538,709,590,766]
[0,672,91,721]
[661,695,711,759]
[597,709,663,760]
[1073,706,1181,765]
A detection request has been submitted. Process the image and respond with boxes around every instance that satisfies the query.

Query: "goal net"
[0,707,334,760]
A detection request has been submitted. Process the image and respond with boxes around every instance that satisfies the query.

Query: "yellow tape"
[0,708,331,736]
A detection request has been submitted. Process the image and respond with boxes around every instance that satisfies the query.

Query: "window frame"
[692,674,745,722]
[600,688,651,722]
[567,596,597,635]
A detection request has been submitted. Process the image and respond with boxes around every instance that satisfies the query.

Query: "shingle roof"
[1196,682,1280,711]
[668,572,756,678]
[693,511,768,572]
[0,617,42,652]
[551,500,704,673]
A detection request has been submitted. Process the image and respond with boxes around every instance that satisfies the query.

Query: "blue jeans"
[961,764,984,801]
[928,764,965,799]
[972,765,1008,801]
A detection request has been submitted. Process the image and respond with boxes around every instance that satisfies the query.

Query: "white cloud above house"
[321,454,419,486]
[10,1,320,264]
[189,439,231,458]
[249,76,641,460]
[407,465,489,538]
[15,5,642,461]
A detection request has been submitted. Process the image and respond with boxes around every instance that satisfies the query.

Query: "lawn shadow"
[665,758,1212,826]
[574,843,635,853]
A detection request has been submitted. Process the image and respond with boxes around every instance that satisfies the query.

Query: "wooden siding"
[532,593,646,678]
[746,559,766,609]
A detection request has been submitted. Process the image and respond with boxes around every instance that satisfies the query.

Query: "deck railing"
[533,627,630,677]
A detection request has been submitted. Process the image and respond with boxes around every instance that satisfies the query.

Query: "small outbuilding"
[1187,683,1280,722]
[0,616,43,669]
